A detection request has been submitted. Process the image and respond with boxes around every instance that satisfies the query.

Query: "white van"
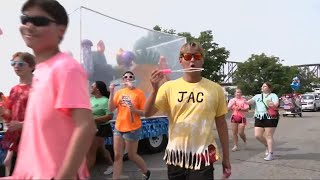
[301,93,320,111]
[314,88,320,93]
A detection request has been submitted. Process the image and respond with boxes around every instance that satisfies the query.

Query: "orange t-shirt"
[113,87,146,132]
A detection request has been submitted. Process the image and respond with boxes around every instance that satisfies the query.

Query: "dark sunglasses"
[20,15,56,27]
[11,61,27,67]
[123,75,134,79]
[180,53,203,61]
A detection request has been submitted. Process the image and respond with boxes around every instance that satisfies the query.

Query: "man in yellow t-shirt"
[144,42,231,179]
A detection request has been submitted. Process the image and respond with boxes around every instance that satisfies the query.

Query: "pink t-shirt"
[228,97,249,117]
[11,53,91,179]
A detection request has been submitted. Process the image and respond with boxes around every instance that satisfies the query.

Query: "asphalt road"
[91,110,320,179]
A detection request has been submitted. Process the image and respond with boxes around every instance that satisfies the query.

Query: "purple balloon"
[81,39,93,47]
[121,51,135,68]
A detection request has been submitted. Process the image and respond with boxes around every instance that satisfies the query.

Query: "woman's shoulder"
[253,94,261,98]
[101,96,109,101]
[270,93,279,98]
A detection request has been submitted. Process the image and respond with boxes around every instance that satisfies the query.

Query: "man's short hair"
[179,42,205,57]
[12,52,36,71]
[21,0,68,26]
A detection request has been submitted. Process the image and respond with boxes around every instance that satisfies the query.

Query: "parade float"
[64,6,186,153]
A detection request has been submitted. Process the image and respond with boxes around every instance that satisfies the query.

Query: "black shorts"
[167,164,214,180]
[255,117,279,128]
[10,152,17,176]
[96,124,113,138]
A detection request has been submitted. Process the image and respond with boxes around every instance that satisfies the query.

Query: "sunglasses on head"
[180,53,203,61]
[11,61,27,67]
[123,75,134,79]
[20,15,56,27]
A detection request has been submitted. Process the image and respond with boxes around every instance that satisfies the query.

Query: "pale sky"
[1,0,319,94]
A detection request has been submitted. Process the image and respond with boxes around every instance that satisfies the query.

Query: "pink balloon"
[159,56,169,69]
[0,28,3,35]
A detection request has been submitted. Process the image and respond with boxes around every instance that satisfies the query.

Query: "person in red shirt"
[0,92,7,105]
[0,52,35,176]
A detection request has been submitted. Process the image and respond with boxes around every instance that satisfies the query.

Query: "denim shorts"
[113,127,142,141]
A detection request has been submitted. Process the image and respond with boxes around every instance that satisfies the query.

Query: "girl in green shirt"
[87,81,114,175]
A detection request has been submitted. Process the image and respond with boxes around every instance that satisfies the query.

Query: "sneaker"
[265,147,269,156]
[142,170,151,180]
[104,166,113,175]
[232,145,239,152]
[264,152,273,161]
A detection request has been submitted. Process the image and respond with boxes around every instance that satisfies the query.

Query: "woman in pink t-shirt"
[227,88,249,151]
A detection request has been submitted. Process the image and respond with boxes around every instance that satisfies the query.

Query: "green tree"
[195,31,229,82]
[234,53,292,96]
[225,87,236,95]
[295,67,318,93]
[132,25,184,73]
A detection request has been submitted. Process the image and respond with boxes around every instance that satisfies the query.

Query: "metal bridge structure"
[293,64,320,79]
[219,61,240,86]
[220,61,320,86]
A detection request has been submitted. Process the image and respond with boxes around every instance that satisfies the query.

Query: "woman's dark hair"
[21,0,68,26]
[122,71,134,77]
[264,82,273,90]
[95,81,110,98]
[122,71,135,81]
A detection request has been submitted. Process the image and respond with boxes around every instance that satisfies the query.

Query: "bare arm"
[272,98,279,108]
[144,90,159,117]
[131,109,145,116]
[240,107,249,112]
[0,106,3,116]
[268,101,279,109]
[240,102,250,112]
[215,114,230,164]
[144,70,164,117]
[0,107,11,120]
[94,113,113,123]
[108,85,117,112]
[246,99,255,105]
[56,108,96,179]
[227,99,235,110]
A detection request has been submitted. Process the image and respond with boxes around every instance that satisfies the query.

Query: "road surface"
[91,111,320,179]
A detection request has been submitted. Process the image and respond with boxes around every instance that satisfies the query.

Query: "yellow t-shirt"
[155,77,227,170]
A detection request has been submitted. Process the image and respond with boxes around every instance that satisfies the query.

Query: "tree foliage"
[295,67,319,93]
[234,53,318,96]
[133,26,182,65]
[225,87,236,95]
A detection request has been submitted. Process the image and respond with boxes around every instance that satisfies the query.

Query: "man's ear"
[179,57,182,64]
[58,25,67,42]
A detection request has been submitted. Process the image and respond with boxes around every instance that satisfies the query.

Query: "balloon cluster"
[290,76,301,91]
[116,48,135,69]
